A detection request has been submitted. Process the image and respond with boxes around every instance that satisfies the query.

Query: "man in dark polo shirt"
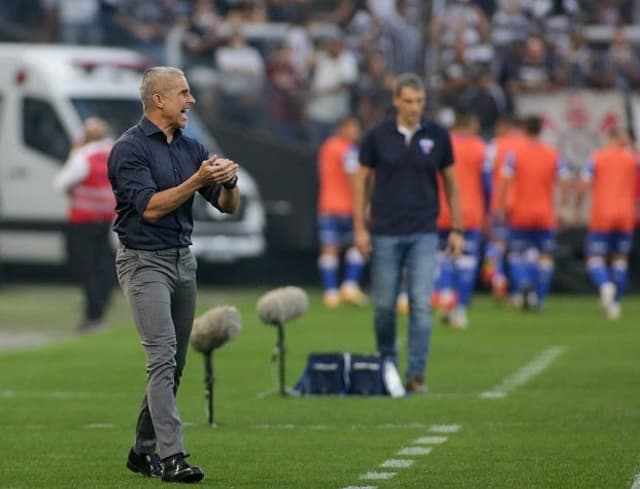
[354,72,463,394]
[108,66,239,483]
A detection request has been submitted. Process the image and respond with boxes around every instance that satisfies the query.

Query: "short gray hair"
[393,72,425,97]
[139,66,185,112]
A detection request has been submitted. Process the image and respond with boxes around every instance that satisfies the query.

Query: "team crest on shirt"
[418,138,434,154]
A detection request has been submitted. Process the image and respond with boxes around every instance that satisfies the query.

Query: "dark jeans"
[66,222,115,322]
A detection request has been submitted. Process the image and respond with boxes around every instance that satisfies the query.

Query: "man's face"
[393,86,425,126]
[160,74,196,129]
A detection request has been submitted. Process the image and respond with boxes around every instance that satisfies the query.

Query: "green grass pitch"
[1,286,639,488]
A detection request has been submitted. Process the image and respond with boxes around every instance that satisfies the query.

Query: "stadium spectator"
[266,42,305,141]
[434,111,489,329]
[456,68,509,139]
[500,115,569,310]
[500,34,562,95]
[379,0,424,75]
[109,66,240,483]
[576,127,638,319]
[266,0,312,22]
[44,0,102,45]
[0,0,55,42]
[305,34,358,148]
[353,73,463,394]
[114,0,178,64]
[316,116,366,308]
[214,25,266,127]
[353,51,394,132]
[558,29,592,88]
[53,117,116,332]
[180,0,221,69]
[283,11,315,81]
[490,0,531,55]
[588,28,640,90]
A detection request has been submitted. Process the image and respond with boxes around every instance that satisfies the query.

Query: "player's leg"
[317,215,341,308]
[451,231,482,328]
[435,230,456,321]
[532,230,555,310]
[585,232,615,314]
[608,232,633,319]
[339,216,367,306]
[507,228,529,308]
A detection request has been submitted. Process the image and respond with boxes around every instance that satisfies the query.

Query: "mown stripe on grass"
[479,346,566,399]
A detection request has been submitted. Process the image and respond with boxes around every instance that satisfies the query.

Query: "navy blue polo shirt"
[108,118,222,250]
[359,119,453,235]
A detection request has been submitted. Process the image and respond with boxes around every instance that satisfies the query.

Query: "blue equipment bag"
[348,354,384,396]
[305,352,348,395]
[294,352,387,396]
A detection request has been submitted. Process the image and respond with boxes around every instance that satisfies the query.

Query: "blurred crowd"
[3,0,640,145]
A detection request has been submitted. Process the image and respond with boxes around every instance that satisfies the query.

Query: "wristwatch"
[222,175,238,189]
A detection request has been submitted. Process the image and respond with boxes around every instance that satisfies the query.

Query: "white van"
[0,44,266,265]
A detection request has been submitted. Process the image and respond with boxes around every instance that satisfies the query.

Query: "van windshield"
[71,98,221,153]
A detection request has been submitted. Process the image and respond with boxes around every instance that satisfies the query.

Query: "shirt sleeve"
[358,130,376,168]
[438,129,454,170]
[53,149,89,193]
[109,140,157,216]
[342,145,359,174]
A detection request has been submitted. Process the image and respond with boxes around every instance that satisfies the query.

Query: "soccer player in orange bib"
[317,116,367,308]
[434,112,490,328]
[482,115,525,299]
[576,127,638,319]
[500,115,569,310]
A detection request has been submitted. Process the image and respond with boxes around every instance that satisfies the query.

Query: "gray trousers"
[116,244,198,459]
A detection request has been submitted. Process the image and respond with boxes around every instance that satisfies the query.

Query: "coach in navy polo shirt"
[108,66,239,483]
[354,73,463,394]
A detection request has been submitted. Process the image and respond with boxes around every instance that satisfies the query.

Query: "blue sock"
[318,254,338,292]
[524,248,539,291]
[455,255,478,307]
[486,241,506,278]
[587,256,609,289]
[508,252,527,293]
[343,247,365,286]
[438,253,456,294]
[536,260,554,307]
[611,259,628,302]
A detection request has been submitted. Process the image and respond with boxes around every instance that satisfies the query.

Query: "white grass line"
[1,390,126,400]
[380,459,414,468]
[479,346,566,399]
[631,473,640,489]
[342,486,377,489]
[359,472,396,480]
[429,424,462,433]
[256,423,432,431]
[375,423,429,430]
[397,446,433,456]
[413,436,448,445]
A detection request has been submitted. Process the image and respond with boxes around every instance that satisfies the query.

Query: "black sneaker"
[126,448,163,478]
[162,453,204,483]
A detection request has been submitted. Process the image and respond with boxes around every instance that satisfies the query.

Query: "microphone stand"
[204,350,216,426]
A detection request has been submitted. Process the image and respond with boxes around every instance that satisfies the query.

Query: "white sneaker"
[449,307,468,330]
[599,282,616,311]
[606,302,621,320]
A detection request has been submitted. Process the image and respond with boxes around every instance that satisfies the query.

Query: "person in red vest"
[54,117,116,331]
[576,127,638,320]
